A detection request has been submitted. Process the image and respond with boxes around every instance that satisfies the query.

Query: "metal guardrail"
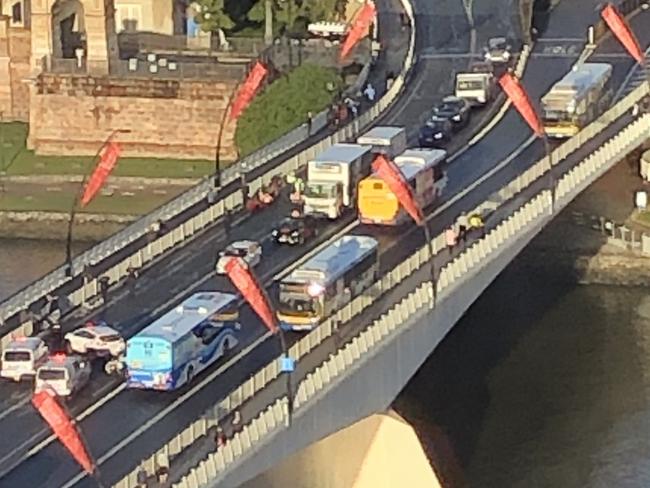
[114,75,650,487]
[0,12,412,339]
[170,109,650,488]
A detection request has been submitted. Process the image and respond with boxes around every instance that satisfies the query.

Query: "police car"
[0,337,49,382]
[64,322,125,357]
[215,240,262,274]
[35,354,91,397]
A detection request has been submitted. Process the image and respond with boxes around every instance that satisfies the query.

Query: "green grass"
[235,63,342,157]
[0,123,218,179]
[0,190,178,215]
[635,210,650,226]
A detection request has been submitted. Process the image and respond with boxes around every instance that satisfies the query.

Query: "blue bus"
[125,292,240,391]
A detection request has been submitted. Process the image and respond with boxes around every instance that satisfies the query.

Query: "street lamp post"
[65,129,131,278]
[422,221,437,306]
[543,136,555,212]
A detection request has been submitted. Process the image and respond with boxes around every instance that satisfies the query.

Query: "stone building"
[0,0,245,160]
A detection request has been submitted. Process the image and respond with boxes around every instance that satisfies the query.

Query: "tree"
[302,0,341,23]
[193,0,236,32]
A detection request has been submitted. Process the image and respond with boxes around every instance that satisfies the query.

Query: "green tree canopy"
[235,63,342,156]
[193,0,236,32]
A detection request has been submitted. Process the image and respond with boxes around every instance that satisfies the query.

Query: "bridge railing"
[113,55,650,487]
[0,9,417,345]
[170,109,650,488]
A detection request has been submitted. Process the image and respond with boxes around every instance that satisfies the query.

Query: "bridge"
[0,0,649,486]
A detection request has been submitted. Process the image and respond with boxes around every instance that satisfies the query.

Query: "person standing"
[445,226,458,255]
[457,212,468,242]
[306,111,313,135]
[469,213,485,238]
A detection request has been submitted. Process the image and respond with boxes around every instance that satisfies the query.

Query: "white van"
[35,355,91,397]
[1,337,49,382]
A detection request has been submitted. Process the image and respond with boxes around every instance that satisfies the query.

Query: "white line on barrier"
[614,46,650,102]
[58,330,273,488]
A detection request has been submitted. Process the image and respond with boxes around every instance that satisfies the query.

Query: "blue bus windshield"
[126,337,172,372]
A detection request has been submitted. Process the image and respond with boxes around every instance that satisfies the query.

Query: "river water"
[2,239,650,487]
[396,260,650,487]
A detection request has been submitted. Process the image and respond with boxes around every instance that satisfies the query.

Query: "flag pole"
[65,129,130,278]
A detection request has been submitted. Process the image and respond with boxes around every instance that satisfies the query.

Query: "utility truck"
[356,126,407,158]
[455,62,496,106]
[303,143,373,220]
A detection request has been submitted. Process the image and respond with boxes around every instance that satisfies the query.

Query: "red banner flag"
[32,390,94,474]
[224,257,278,333]
[601,3,644,64]
[340,1,377,61]
[498,72,544,138]
[80,141,121,207]
[372,155,424,225]
[230,61,269,121]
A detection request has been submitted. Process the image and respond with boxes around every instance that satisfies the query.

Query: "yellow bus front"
[358,177,403,225]
[543,121,580,139]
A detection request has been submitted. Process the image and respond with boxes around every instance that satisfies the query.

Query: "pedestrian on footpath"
[469,213,485,238]
[231,409,242,435]
[306,111,313,135]
[215,426,227,449]
[457,212,468,243]
[363,82,376,102]
[445,226,458,255]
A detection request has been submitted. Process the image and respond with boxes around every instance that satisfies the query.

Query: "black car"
[432,96,471,130]
[272,216,318,245]
[418,117,453,148]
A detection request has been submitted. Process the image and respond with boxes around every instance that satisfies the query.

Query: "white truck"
[455,62,496,106]
[356,126,408,158]
[303,143,374,220]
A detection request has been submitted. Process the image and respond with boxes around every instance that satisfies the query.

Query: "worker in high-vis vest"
[469,213,485,237]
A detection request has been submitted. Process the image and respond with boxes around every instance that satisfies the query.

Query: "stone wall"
[0,17,31,121]
[28,74,239,160]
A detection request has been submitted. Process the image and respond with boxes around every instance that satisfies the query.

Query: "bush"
[235,63,342,157]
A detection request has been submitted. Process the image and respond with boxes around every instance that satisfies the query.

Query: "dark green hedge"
[235,64,342,157]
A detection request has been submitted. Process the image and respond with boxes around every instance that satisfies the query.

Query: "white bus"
[277,235,380,331]
[541,62,613,138]
[125,292,240,391]
[358,148,448,225]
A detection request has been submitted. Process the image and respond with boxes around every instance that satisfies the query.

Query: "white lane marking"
[0,396,30,421]
[0,384,125,473]
[59,330,273,488]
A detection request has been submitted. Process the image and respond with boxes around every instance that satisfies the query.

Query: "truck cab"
[35,354,91,397]
[0,337,49,382]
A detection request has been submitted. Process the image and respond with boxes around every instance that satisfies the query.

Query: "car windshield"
[3,351,31,362]
[426,119,447,131]
[304,183,336,198]
[38,368,66,381]
[100,334,122,342]
[224,246,246,257]
[489,38,507,50]
[435,102,459,115]
[278,219,298,230]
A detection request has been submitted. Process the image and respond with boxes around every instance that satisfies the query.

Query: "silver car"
[484,37,512,64]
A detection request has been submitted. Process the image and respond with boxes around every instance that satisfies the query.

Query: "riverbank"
[514,151,650,286]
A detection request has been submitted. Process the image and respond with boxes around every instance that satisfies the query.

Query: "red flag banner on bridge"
[601,3,644,64]
[372,155,424,225]
[340,1,377,61]
[224,257,279,333]
[32,390,94,474]
[80,141,121,207]
[230,61,269,121]
[498,72,544,138]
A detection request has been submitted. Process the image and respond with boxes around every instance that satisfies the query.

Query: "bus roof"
[356,126,405,145]
[392,148,447,181]
[543,63,612,102]
[312,144,372,166]
[132,292,237,343]
[284,235,379,285]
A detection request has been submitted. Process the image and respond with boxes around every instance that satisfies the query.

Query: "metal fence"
[169,108,650,488]
[0,8,416,337]
[112,73,650,488]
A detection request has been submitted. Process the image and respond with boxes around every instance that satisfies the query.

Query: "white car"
[64,323,126,357]
[483,37,512,64]
[0,337,49,382]
[35,354,91,397]
[216,240,262,274]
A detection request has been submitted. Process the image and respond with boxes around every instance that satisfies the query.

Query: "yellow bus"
[541,63,613,139]
[358,148,447,225]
